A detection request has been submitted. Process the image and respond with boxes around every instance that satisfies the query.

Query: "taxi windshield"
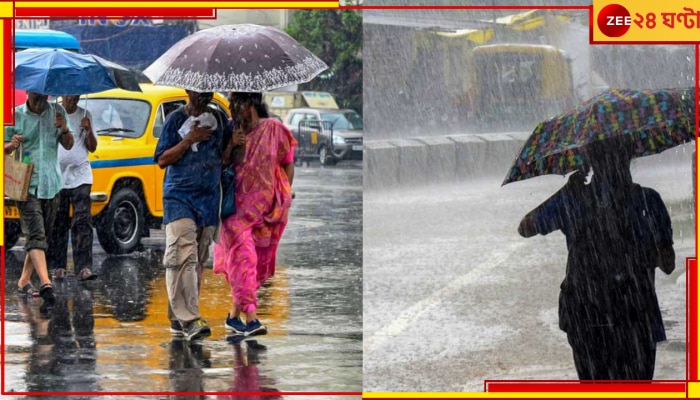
[79,98,151,138]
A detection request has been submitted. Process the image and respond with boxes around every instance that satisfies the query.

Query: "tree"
[286,10,363,114]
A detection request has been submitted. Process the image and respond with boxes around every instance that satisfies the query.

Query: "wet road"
[3,163,362,398]
[364,150,692,392]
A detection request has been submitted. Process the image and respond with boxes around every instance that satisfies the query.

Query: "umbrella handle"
[55,97,61,137]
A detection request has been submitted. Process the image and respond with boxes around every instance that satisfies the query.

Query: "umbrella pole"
[84,94,88,118]
[55,97,61,137]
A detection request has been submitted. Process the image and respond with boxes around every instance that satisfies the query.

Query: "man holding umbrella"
[47,95,98,282]
[144,23,328,338]
[10,48,122,312]
[154,90,233,342]
[5,91,74,310]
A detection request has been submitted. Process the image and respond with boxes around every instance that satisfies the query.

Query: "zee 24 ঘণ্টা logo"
[597,3,633,37]
[597,3,700,40]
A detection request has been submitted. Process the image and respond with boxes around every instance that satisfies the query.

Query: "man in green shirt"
[5,91,74,312]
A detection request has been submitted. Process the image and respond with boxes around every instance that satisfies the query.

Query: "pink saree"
[213,118,296,313]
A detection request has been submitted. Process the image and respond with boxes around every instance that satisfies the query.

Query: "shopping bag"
[4,144,33,201]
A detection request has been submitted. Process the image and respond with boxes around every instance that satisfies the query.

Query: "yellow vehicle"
[469,44,576,132]
[264,90,339,121]
[4,84,230,253]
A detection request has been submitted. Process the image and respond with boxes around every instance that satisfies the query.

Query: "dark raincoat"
[532,181,674,379]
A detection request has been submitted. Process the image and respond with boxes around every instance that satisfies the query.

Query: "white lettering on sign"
[607,15,631,26]
[78,18,156,27]
[15,19,50,30]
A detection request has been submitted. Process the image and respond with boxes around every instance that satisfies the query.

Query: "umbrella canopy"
[86,54,142,92]
[502,87,696,185]
[15,48,117,96]
[143,24,328,92]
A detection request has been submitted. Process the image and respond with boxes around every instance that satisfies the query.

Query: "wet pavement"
[3,163,362,398]
[364,151,693,392]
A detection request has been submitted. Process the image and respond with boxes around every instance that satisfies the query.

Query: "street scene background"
[4,10,362,397]
[363,2,694,392]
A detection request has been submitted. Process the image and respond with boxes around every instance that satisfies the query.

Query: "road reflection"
[216,339,282,399]
[3,164,362,394]
[17,283,100,393]
[94,253,161,322]
[167,340,210,398]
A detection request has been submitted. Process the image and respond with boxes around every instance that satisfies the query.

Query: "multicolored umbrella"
[502,87,696,185]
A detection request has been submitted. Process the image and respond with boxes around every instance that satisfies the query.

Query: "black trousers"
[567,323,656,381]
[47,184,94,272]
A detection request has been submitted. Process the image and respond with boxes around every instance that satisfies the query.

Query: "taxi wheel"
[96,187,145,255]
[4,220,21,248]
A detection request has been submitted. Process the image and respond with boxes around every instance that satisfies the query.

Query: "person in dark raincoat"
[518,137,675,381]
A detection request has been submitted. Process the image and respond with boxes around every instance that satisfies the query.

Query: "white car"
[283,108,363,166]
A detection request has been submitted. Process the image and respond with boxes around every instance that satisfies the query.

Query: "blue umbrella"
[86,53,143,92]
[15,48,117,95]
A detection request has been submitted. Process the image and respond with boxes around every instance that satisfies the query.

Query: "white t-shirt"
[58,106,94,189]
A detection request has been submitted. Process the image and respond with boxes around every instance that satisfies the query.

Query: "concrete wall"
[364,132,529,190]
[364,133,695,190]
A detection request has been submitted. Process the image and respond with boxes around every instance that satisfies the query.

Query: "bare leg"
[229,303,241,319]
[245,311,258,323]
[17,253,36,288]
[228,304,258,323]
[28,249,52,286]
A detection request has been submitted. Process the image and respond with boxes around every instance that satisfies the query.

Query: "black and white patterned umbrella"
[143,24,328,92]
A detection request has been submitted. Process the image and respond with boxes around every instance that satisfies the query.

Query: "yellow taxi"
[4,84,230,253]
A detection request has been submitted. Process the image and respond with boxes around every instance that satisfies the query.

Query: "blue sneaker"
[225,316,247,335]
[245,319,267,337]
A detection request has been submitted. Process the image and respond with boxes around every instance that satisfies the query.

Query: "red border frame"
[3,2,699,398]
[14,8,218,18]
[4,18,11,124]
[690,258,697,382]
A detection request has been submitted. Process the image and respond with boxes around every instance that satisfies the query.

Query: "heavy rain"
[3,1,699,396]
[363,3,693,392]
[4,10,362,398]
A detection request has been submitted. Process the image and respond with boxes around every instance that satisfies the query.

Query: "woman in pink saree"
[214,92,296,336]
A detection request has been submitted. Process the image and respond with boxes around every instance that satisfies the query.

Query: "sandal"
[17,283,39,297]
[39,283,55,314]
[52,268,67,280]
[76,268,97,282]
